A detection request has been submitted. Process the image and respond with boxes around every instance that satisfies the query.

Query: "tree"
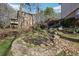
[19,3,24,11]
[0,3,16,29]
[44,7,54,17]
[35,3,40,23]
[20,3,36,13]
[19,3,32,12]
[24,3,32,12]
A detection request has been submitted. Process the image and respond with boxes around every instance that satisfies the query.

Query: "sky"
[39,3,61,13]
[9,3,61,13]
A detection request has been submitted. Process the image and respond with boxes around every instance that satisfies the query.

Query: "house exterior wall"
[61,3,79,19]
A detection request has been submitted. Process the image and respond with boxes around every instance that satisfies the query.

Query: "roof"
[61,3,79,19]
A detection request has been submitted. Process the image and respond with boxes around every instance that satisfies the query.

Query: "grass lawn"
[57,31,79,40]
[0,37,14,56]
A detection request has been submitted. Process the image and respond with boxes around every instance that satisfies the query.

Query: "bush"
[0,21,4,28]
[63,28,79,33]
[56,50,66,56]
[61,17,76,27]
[75,28,79,33]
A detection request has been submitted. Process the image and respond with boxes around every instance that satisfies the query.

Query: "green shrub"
[56,51,66,56]
[75,28,79,33]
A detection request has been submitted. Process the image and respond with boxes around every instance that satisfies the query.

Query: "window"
[75,9,79,19]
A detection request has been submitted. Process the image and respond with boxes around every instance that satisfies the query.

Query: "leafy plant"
[56,50,66,56]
